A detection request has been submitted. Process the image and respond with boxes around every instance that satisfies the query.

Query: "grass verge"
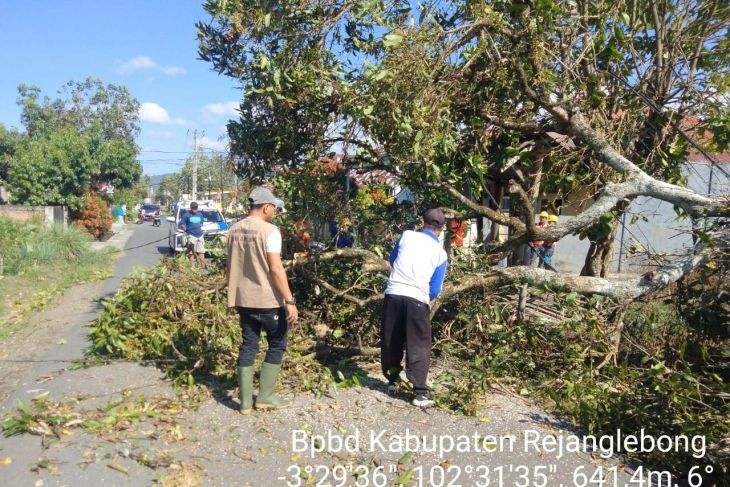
[0,217,115,338]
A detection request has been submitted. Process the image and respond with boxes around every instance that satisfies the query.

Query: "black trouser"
[237,307,288,367]
[380,294,432,395]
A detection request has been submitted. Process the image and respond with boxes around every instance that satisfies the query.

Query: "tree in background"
[0,124,22,202]
[158,174,182,204]
[9,129,97,210]
[198,0,729,295]
[17,78,139,149]
[164,153,237,200]
[8,78,142,207]
[110,175,152,216]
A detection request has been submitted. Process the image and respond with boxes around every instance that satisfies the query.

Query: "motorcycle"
[152,213,161,227]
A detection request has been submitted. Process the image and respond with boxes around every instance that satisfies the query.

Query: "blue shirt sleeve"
[429,260,447,301]
[180,212,188,230]
[389,238,401,265]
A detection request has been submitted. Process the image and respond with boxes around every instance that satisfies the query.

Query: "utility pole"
[708,162,714,196]
[208,167,212,199]
[191,130,198,200]
[219,156,224,199]
[617,211,627,274]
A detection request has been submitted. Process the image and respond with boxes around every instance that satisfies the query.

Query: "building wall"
[392,161,728,275]
[0,205,68,227]
[551,161,729,274]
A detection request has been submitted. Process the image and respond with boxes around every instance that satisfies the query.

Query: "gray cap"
[249,187,286,212]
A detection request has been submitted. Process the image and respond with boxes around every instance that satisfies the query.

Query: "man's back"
[227,216,283,309]
[386,230,448,304]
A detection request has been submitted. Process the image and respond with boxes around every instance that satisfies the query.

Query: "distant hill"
[147,173,175,189]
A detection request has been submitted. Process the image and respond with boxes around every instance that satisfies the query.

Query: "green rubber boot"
[237,366,254,415]
[255,362,290,410]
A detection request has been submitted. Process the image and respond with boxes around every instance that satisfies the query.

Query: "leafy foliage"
[198,0,730,276]
[87,242,729,477]
[88,253,366,397]
[0,216,93,276]
[72,191,113,239]
[7,78,142,207]
[0,124,21,185]
[9,128,97,210]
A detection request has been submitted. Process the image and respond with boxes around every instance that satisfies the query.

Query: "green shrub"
[0,218,92,276]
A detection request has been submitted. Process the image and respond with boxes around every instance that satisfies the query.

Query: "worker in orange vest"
[539,214,559,268]
[532,211,549,266]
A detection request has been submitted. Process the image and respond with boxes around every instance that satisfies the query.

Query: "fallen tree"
[88,243,729,478]
[287,228,729,306]
[200,0,730,282]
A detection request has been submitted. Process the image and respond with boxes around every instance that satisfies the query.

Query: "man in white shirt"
[381,208,448,407]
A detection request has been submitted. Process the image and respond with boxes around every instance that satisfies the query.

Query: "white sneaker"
[412,395,435,408]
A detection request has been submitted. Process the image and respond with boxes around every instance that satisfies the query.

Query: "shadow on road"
[157,245,172,256]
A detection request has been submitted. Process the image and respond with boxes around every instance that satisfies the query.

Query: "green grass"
[0,217,115,338]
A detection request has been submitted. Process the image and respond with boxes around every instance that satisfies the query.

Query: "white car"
[167,201,229,253]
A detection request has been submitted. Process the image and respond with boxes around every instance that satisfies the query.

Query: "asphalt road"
[0,222,169,484]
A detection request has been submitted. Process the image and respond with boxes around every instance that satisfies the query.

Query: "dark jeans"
[380,294,432,395]
[237,307,288,367]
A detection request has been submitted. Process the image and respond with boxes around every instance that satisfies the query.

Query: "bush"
[72,191,112,239]
[88,254,365,397]
[0,219,92,276]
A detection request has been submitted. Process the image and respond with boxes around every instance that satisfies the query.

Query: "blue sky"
[0,0,240,176]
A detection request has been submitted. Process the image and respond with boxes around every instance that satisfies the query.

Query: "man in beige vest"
[226,187,299,414]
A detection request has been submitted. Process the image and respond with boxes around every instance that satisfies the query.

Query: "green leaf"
[397,469,413,485]
[398,452,414,464]
[373,69,390,81]
[264,13,271,27]
[259,54,270,70]
[383,33,403,48]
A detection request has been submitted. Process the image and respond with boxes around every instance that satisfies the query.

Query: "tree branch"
[513,63,730,218]
[442,183,525,229]
[284,248,384,269]
[509,179,536,234]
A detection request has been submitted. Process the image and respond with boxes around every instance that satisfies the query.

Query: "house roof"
[687,151,730,164]
[347,168,397,187]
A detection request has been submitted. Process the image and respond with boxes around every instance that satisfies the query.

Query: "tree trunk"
[581,201,627,278]
[581,223,618,277]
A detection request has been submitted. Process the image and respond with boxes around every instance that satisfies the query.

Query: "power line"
[138,158,189,162]
[140,149,226,154]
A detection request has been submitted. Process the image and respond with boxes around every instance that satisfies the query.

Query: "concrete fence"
[0,205,68,227]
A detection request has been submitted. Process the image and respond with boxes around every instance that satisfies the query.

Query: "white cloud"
[139,102,189,126]
[159,65,186,76]
[202,101,239,120]
[199,135,228,152]
[116,56,185,76]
